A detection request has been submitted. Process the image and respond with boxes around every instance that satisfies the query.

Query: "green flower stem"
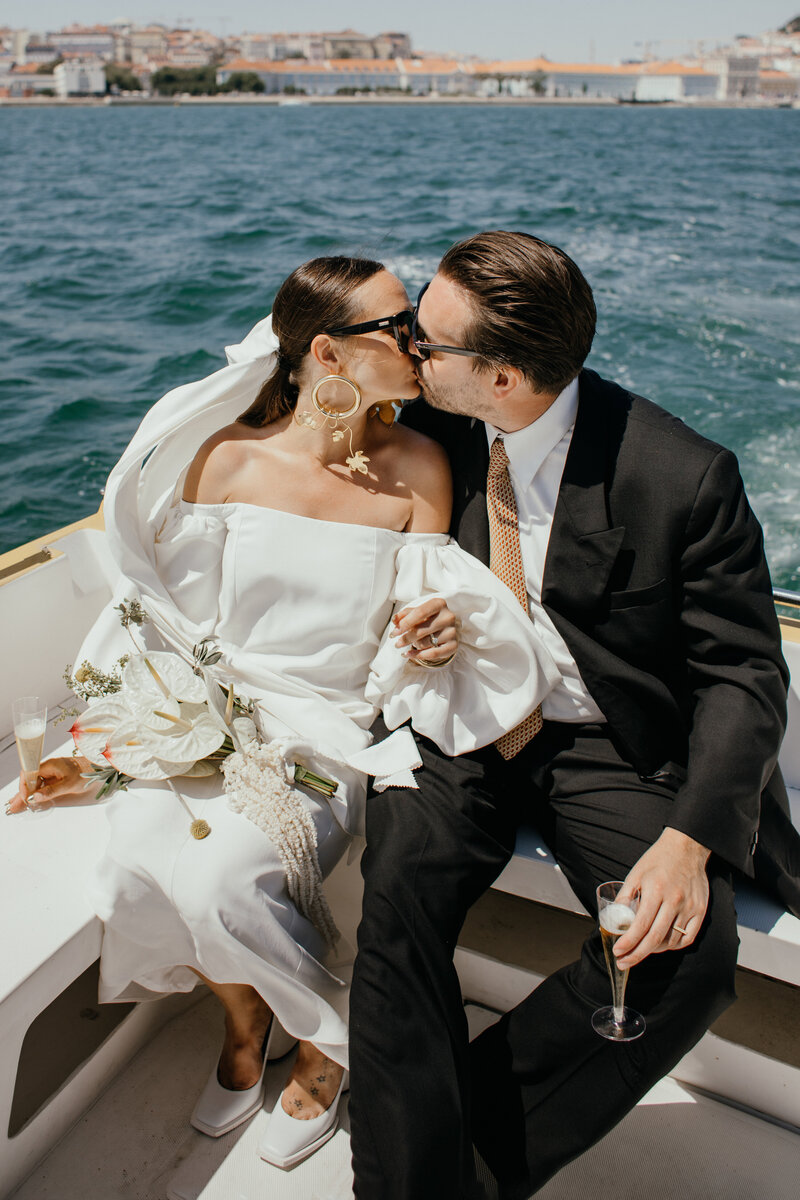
[294,764,338,797]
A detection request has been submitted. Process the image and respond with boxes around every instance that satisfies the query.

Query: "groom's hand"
[613,828,711,969]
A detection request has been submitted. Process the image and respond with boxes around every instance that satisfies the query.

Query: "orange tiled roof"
[401,58,466,73]
[639,59,712,76]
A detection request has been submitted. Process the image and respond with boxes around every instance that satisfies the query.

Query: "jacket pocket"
[609,578,670,610]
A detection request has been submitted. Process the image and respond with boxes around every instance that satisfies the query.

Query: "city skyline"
[4,2,798,62]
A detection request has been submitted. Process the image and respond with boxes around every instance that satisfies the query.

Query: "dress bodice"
[162,500,448,730]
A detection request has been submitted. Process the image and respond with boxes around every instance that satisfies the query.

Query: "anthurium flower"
[203,680,258,751]
[122,652,207,706]
[137,702,226,767]
[70,701,132,766]
[104,721,178,780]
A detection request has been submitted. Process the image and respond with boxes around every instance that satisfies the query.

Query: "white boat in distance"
[1,511,799,1200]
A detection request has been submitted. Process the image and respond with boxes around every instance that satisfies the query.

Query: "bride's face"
[336,271,421,405]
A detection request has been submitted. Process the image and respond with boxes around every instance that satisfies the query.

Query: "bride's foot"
[216,991,272,1090]
[258,1042,348,1168]
[280,1042,344,1119]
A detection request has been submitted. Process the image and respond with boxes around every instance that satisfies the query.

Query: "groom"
[348,231,797,1198]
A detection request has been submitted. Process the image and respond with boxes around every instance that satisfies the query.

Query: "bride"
[10,256,559,1169]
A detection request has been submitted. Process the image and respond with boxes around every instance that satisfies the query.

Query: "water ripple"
[0,104,798,585]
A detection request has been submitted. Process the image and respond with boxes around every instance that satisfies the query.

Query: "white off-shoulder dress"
[78,316,559,1067]
[85,498,558,1065]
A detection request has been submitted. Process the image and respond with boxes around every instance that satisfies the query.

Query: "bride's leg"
[193,971,273,1090]
[280,1041,345,1119]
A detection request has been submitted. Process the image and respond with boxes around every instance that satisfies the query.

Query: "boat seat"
[1,530,799,1193]
[494,633,800,987]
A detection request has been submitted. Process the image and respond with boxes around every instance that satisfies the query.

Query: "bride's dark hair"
[238,255,385,427]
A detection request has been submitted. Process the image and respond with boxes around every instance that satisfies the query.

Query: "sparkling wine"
[15,718,45,790]
[599,902,636,1022]
[591,883,645,1041]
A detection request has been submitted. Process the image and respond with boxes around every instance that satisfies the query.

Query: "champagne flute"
[12,696,52,814]
[591,880,646,1041]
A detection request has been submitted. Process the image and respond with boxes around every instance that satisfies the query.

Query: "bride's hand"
[390,597,459,666]
[5,755,92,815]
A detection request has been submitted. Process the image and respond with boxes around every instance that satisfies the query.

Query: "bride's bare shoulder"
[183,422,261,503]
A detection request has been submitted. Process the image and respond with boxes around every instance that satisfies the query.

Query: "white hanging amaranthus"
[221,741,340,948]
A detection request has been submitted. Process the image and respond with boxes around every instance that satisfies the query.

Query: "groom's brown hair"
[438,231,596,394]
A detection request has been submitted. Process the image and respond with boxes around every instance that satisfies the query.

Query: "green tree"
[151,66,218,96]
[531,71,547,96]
[36,57,63,74]
[105,63,142,92]
[221,71,265,93]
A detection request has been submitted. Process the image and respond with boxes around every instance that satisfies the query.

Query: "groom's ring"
[430,632,440,647]
[672,922,689,936]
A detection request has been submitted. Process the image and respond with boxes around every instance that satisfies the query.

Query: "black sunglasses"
[325,310,413,354]
[409,282,482,362]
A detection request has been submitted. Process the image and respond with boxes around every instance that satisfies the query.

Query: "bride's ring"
[430,632,440,648]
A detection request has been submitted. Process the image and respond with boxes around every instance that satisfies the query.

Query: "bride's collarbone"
[226,461,412,528]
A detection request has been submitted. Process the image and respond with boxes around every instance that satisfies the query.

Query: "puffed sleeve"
[152,500,229,635]
[365,538,561,756]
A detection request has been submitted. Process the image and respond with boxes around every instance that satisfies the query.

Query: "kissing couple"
[14,231,798,1197]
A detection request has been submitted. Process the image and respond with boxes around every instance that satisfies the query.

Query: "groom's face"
[410,274,497,422]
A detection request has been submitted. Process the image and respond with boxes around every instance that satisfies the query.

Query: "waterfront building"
[704,55,761,99]
[217,55,469,94]
[53,58,106,97]
[236,28,411,64]
[5,64,59,96]
[119,25,169,65]
[758,68,799,100]
[634,60,719,102]
[16,42,59,66]
[48,25,116,60]
[474,58,717,102]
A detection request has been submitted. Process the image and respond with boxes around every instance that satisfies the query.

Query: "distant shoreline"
[1,94,797,110]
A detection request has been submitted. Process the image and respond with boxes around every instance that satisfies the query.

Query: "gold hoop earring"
[303,374,370,475]
[311,374,362,419]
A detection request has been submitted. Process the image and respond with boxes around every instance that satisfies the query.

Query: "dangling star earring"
[300,374,370,475]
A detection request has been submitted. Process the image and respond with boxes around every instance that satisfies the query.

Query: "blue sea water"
[1,104,798,586]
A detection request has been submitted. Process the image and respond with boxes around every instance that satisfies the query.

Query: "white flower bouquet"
[64,600,340,943]
[69,648,258,797]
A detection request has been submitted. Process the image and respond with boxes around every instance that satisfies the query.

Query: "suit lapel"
[450,418,491,565]
[447,372,626,610]
[542,372,625,618]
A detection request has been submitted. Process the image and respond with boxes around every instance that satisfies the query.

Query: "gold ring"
[416,652,456,669]
[673,923,689,936]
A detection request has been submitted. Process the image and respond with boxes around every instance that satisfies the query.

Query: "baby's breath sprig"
[115,598,149,629]
[116,597,149,651]
[64,657,130,702]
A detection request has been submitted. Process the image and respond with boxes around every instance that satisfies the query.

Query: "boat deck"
[9,991,800,1200]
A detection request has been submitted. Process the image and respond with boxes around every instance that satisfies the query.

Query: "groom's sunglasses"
[409,282,482,362]
[325,310,413,354]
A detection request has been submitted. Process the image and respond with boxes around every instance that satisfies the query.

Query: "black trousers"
[348,721,739,1200]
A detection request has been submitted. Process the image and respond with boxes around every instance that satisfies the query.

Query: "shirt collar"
[485,377,579,491]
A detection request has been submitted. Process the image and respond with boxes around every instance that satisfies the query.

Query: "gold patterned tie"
[487,437,543,759]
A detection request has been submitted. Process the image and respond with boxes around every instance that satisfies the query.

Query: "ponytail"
[237,255,384,429]
[238,355,300,428]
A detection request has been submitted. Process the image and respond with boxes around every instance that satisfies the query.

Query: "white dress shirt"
[485,378,605,724]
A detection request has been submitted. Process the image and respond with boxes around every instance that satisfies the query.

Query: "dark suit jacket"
[402,368,789,876]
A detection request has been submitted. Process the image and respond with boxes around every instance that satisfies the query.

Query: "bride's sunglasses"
[325,310,413,354]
